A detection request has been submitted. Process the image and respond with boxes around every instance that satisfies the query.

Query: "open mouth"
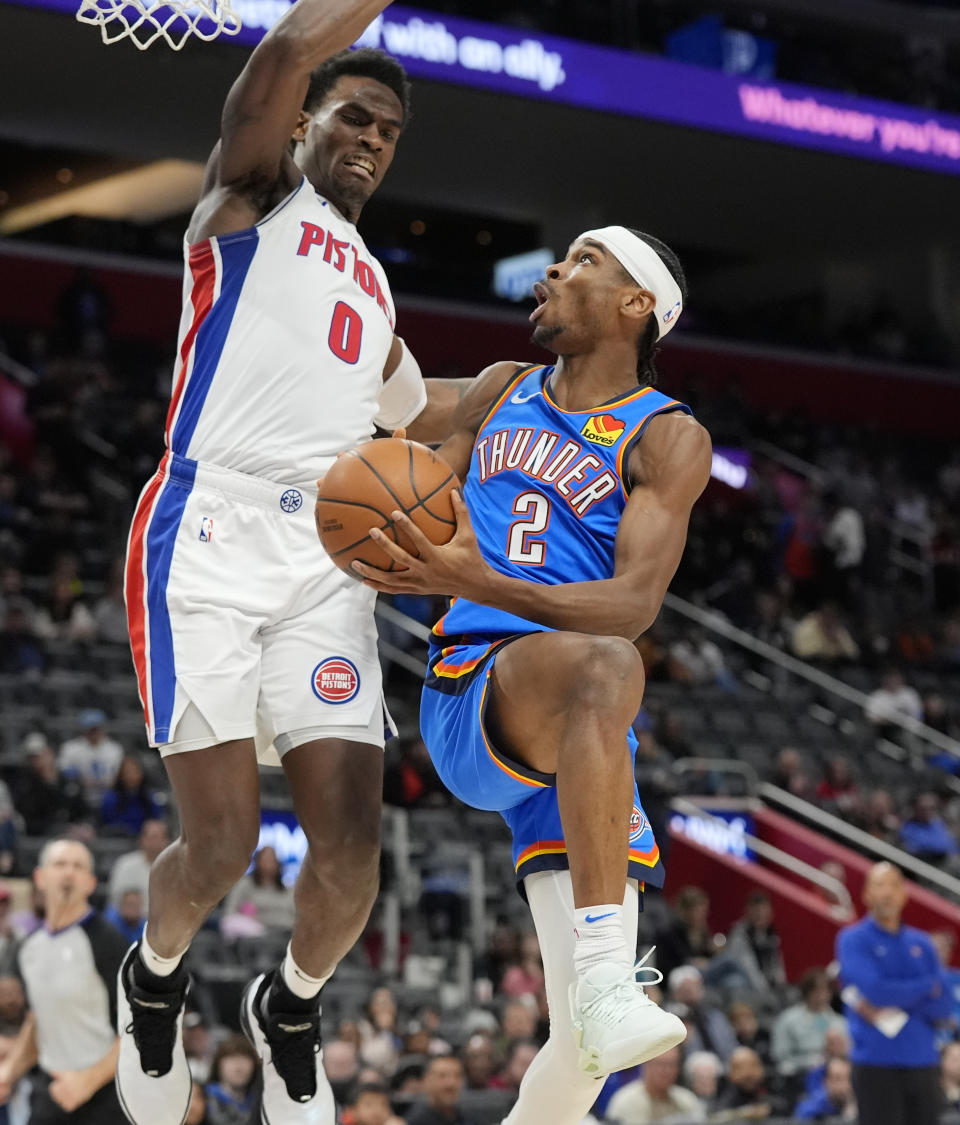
[343,155,376,179]
[529,281,550,322]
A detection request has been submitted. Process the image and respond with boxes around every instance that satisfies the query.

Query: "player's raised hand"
[353,491,488,597]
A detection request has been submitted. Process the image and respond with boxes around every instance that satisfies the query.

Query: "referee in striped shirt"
[0,838,128,1122]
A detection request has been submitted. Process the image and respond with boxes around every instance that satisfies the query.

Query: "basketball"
[315,438,459,574]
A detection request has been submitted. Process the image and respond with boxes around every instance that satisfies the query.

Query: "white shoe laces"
[579,947,664,1028]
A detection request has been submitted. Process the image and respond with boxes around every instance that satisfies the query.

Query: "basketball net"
[75,0,242,50]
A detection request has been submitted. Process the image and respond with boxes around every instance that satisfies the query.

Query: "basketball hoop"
[75,0,242,50]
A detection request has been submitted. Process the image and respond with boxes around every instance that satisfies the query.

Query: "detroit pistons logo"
[280,489,303,513]
[311,657,360,704]
[629,805,648,842]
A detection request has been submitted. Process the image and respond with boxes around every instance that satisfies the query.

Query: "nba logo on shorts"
[311,657,360,704]
[629,805,648,842]
[199,517,214,542]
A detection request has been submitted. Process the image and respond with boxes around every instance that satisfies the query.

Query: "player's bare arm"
[376,334,475,444]
[354,410,712,639]
[187,0,395,242]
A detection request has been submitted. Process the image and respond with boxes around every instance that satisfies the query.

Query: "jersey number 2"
[329,301,362,365]
[507,491,550,565]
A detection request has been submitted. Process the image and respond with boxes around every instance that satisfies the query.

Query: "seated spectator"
[461,1033,497,1090]
[13,733,88,835]
[58,708,123,796]
[0,977,26,1036]
[655,886,721,984]
[815,757,861,817]
[499,932,544,998]
[324,1038,361,1109]
[684,1050,723,1101]
[942,1041,960,1110]
[220,845,294,937]
[803,1024,852,1095]
[899,792,959,865]
[204,1035,258,1125]
[349,1082,405,1125]
[791,603,859,662]
[771,747,805,791]
[605,1046,704,1123]
[104,887,146,944]
[666,966,738,1063]
[0,785,17,877]
[0,598,45,674]
[184,1011,214,1084]
[861,789,901,846]
[728,1001,772,1067]
[497,997,538,1051]
[406,1054,477,1125]
[864,668,923,735]
[108,817,169,908]
[92,558,129,644]
[711,1046,788,1117]
[490,1040,538,1094]
[100,754,163,836]
[771,968,847,1077]
[383,738,449,808]
[32,574,96,643]
[724,891,787,991]
[668,628,734,689]
[794,1056,857,1121]
[360,986,402,1075]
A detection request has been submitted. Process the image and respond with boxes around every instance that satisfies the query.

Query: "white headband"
[579,226,683,339]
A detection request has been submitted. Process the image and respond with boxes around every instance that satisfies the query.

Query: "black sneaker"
[240,971,336,1123]
[115,942,192,1125]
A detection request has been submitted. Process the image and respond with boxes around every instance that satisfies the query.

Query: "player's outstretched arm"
[189,0,393,239]
[354,412,712,640]
[375,336,475,444]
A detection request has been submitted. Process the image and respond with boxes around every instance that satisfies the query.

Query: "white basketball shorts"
[124,452,392,754]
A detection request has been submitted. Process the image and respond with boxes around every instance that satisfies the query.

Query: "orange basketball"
[315,438,458,574]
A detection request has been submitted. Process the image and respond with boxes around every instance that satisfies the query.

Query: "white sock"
[281,945,331,1000]
[139,932,186,978]
[573,904,630,974]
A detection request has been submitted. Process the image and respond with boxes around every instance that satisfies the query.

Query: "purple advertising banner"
[12,0,960,177]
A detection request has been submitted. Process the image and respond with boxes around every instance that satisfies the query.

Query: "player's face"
[530,238,637,354]
[297,76,404,220]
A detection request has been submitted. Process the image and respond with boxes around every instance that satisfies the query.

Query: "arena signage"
[12,0,960,175]
[669,810,757,861]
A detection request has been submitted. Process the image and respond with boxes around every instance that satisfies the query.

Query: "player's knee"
[186,815,259,890]
[302,819,381,898]
[564,634,645,711]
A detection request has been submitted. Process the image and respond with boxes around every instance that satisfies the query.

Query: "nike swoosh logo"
[584,912,616,924]
[132,997,170,1010]
[278,1022,313,1033]
[510,390,542,405]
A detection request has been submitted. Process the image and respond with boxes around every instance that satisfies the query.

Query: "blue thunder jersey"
[421,363,691,890]
[428,363,692,663]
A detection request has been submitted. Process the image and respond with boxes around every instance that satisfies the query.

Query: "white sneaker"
[570,950,686,1076]
[115,942,193,1125]
[241,972,336,1124]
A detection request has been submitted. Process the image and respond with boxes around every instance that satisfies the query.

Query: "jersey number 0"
[328,301,362,365]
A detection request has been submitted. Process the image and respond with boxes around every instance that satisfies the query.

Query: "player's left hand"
[352,491,488,597]
[49,1069,94,1112]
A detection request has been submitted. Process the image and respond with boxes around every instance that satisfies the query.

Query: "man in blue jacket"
[836,862,953,1125]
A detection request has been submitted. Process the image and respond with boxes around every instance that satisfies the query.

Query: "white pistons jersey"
[165,175,396,482]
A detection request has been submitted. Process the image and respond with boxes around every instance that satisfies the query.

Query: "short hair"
[209,1034,259,1088]
[354,1083,391,1101]
[624,229,687,388]
[303,48,412,123]
[799,967,829,999]
[425,1052,462,1073]
[38,837,93,871]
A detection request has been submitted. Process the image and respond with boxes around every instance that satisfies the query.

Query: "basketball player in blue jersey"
[117,3,467,1125]
[353,226,713,1124]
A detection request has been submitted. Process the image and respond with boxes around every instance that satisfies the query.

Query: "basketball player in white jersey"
[117,4,460,1124]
